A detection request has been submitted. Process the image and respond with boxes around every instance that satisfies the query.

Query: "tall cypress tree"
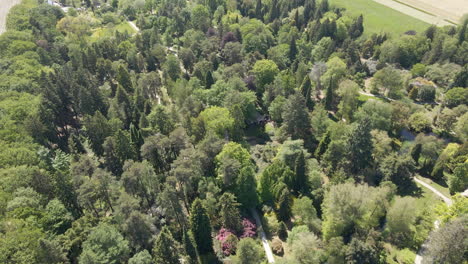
[411,143,422,166]
[117,65,133,93]
[289,37,298,62]
[255,0,263,20]
[153,226,180,264]
[183,230,198,264]
[300,76,314,110]
[293,151,308,195]
[205,71,214,89]
[315,130,331,160]
[325,76,334,110]
[189,199,213,255]
[348,118,373,174]
[276,188,292,222]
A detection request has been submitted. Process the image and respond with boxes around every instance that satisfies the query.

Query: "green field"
[329,0,430,36]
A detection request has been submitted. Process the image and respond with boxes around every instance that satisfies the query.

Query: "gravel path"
[373,0,453,26]
[0,0,22,34]
[250,208,275,263]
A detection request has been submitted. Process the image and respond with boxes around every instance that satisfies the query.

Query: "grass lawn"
[329,0,430,36]
[89,21,136,41]
[416,175,451,198]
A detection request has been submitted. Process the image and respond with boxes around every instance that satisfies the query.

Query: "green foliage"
[190,199,213,255]
[252,59,280,92]
[153,226,180,264]
[80,224,130,264]
[232,238,264,264]
[322,183,393,240]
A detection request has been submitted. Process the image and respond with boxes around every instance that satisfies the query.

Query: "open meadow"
[329,0,431,36]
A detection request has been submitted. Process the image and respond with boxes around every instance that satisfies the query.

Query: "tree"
[409,112,431,133]
[163,55,181,81]
[80,224,130,264]
[337,79,359,121]
[191,5,211,32]
[293,151,308,195]
[289,232,324,264]
[385,197,417,247]
[215,142,253,188]
[370,66,404,99]
[252,59,279,93]
[121,160,159,209]
[281,93,312,140]
[198,106,235,140]
[444,87,468,108]
[424,217,467,264]
[117,65,133,92]
[276,188,292,222]
[153,226,180,264]
[219,192,243,233]
[292,196,320,233]
[355,100,393,132]
[190,199,213,255]
[183,230,198,264]
[322,183,392,240]
[347,118,373,174]
[379,154,415,191]
[122,211,154,251]
[268,95,287,124]
[345,232,385,264]
[233,238,264,264]
[448,163,468,194]
[235,166,258,208]
[129,250,152,264]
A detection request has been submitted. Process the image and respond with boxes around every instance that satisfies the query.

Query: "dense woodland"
[0,0,467,263]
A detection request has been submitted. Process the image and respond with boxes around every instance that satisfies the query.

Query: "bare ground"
[0,0,22,34]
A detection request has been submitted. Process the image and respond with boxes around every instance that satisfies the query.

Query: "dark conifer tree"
[153,227,180,264]
[183,230,198,264]
[348,118,373,174]
[189,199,213,255]
[276,188,292,222]
[293,151,308,195]
[315,130,331,160]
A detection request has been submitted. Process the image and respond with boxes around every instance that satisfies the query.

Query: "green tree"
[183,230,198,264]
[337,79,359,121]
[117,65,133,92]
[252,59,279,93]
[281,93,312,140]
[424,217,467,264]
[80,224,130,264]
[191,5,211,32]
[348,118,373,174]
[292,196,321,233]
[233,238,264,264]
[448,163,468,194]
[153,226,180,264]
[276,188,292,222]
[370,66,404,99]
[380,154,415,191]
[190,199,213,254]
[219,192,243,232]
[235,166,258,208]
[444,87,468,108]
[129,250,152,264]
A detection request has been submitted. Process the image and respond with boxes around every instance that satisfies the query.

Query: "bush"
[445,87,468,108]
[271,238,284,256]
[409,112,431,132]
[411,63,426,77]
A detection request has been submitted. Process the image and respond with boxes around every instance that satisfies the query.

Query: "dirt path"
[0,0,22,34]
[250,208,275,263]
[373,0,453,26]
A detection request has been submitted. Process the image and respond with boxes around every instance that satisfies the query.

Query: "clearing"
[330,0,431,36]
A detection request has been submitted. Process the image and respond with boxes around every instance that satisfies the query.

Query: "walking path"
[413,177,452,264]
[250,208,275,263]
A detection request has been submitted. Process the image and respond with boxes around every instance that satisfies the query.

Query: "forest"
[0,0,467,263]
